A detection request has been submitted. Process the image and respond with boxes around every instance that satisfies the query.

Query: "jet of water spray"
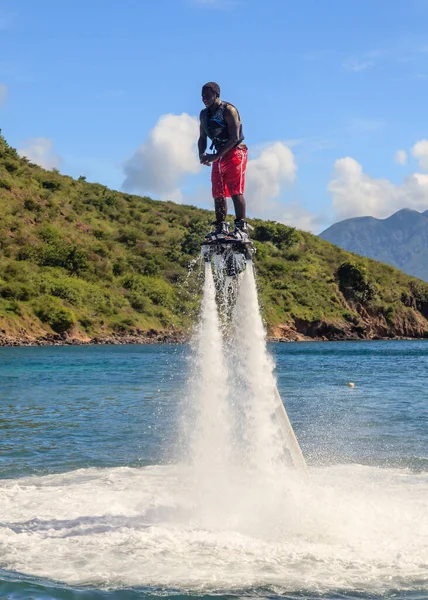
[185,253,306,479]
[186,262,233,477]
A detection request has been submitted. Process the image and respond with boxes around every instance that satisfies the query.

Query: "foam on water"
[0,464,427,594]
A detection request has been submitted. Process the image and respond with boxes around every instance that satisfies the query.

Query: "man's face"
[202,87,218,108]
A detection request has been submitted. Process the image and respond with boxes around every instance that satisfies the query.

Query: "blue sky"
[2,0,428,231]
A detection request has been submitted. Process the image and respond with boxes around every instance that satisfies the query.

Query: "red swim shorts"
[211,145,248,199]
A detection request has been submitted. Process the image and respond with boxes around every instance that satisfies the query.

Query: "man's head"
[202,82,220,108]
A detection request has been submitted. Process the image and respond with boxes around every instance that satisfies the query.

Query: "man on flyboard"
[198,82,249,242]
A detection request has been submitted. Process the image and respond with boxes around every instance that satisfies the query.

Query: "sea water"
[0,340,428,599]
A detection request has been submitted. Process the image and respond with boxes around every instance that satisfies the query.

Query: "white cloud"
[268,203,323,233]
[243,142,321,231]
[395,150,407,165]
[328,156,428,220]
[246,142,297,213]
[18,137,61,170]
[0,82,7,107]
[122,113,200,202]
[412,140,428,170]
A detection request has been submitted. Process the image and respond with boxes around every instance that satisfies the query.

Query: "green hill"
[1,131,428,344]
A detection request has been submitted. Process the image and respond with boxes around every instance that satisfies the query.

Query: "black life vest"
[201,101,245,151]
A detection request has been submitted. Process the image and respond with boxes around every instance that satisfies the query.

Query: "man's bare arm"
[198,112,208,160]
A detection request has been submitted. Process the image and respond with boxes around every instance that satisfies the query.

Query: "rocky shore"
[1,311,428,347]
[0,329,189,347]
[270,308,428,342]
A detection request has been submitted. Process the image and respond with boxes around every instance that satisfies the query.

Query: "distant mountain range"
[320,209,428,281]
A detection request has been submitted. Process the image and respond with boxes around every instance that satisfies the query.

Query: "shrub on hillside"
[34,295,76,333]
[121,274,175,309]
[253,222,300,249]
[180,229,201,255]
[0,282,33,301]
[145,278,175,309]
[141,258,161,276]
[86,192,119,212]
[38,225,63,243]
[37,242,88,274]
[3,158,20,173]
[128,292,152,313]
[29,229,89,274]
[24,198,41,211]
[5,300,23,315]
[111,315,136,332]
[41,277,83,305]
[337,261,375,303]
[112,258,127,276]
[180,216,212,256]
[117,227,140,246]
[409,281,428,319]
[40,177,62,191]
[0,178,12,190]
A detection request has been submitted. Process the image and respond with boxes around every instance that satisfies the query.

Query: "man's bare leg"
[214,196,228,223]
[231,194,246,221]
[206,195,247,240]
[204,196,229,240]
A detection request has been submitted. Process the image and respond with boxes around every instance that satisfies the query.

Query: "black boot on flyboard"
[201,219,255,277]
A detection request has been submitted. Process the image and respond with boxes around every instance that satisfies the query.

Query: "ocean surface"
[0,341,427,600]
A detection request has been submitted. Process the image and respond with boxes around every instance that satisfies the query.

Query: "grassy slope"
[1,131,428,341]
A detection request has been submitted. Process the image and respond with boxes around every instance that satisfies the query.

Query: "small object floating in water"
[347,382,355,388]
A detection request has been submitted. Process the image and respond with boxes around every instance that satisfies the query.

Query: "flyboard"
[201,237,254,277]
[201,236,308,474]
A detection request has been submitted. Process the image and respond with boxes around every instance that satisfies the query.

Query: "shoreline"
[0,331,425,347]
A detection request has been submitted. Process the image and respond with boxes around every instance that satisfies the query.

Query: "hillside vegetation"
[1,131,428,343]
